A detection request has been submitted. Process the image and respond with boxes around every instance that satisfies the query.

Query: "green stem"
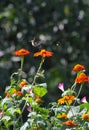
[65,101,75,116]
[13,114,17,130]
[21,56,24,71]
[77,84,83,99]
[73,84,83,105]
[32,57,45,86]
[18,56,24,83]
[18,58,45,120]
[17,58,45,122]
[71,82,76,90]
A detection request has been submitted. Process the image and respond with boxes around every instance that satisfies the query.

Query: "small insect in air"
[56,41,61,46]
[53,40,61,47]
[30,37,44,47]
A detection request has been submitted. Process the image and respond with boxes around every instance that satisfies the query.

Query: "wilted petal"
[58,83,64,92]
[0,110,4,117]
[27,106,31,112]
[81,96,87,103]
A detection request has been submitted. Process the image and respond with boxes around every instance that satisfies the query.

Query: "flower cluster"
[0,49,89,130]
[58,95,75,105]
[72,64,89,83]
[56,64,89,128]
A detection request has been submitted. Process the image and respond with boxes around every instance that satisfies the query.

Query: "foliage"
[0,48,89,129]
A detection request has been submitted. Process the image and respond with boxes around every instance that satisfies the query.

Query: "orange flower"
[17,91,23,96]
[12,89,17,94]
[35,126,41,130]
[19,80,27,87]
[64,95,75,104]
[58,95,75,105]
[75,72,89,83]
[62,120,77,127]
[35,95,43,103]
[58,113,68,119]
[58,98,65,105]
[82,113,89,122]
[34,49,53,57]
[13,49,30,56]
[72,64,85,72]
[5,91,10,98]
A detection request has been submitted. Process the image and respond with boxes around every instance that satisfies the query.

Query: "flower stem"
[17,58,45,122]
[73,84,83,105]
[77,84,83,98]
[18,56,24,83]
[32,57,45,86]
[65,101,74,116]
[71,82,76,90]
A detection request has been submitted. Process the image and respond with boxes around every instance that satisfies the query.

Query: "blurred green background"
[0,0,89,102]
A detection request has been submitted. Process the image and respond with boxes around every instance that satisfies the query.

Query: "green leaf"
[3,104,7,110]
[68,106,80,117]
[39,83,47,88]
[7,108,16,115]
[2,116,11,121]
[0,14,4,19]
[5,86,11,91]
[20,122,29,130]
[16,108,21,114]
[37,70,45,78]
[1,97,11,106]
[33,86,47,97]
[80,103,89,111]
[62,89,76,96]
